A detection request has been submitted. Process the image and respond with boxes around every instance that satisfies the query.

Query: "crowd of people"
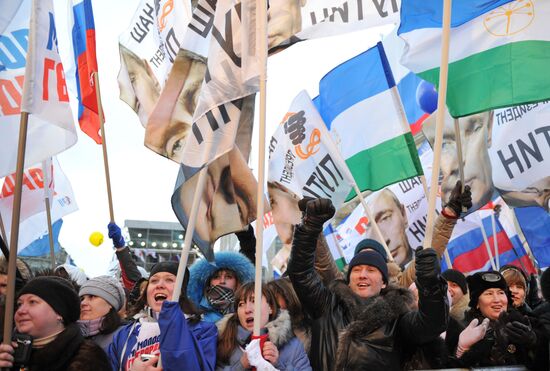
[0,184,548,370]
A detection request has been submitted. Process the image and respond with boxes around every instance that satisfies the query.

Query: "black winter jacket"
[287,223,448,371]
[14,323,111,371]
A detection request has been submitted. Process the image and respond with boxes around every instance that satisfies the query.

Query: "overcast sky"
[51,0,391,277]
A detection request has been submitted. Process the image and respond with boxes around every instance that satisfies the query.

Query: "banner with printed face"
[171,145,267,261]
[118,0,190,127]
[0,0,77,178]
[489,101,550,213]
[336,147,437,267]
[120,0,401,165]
[0,158,78,250]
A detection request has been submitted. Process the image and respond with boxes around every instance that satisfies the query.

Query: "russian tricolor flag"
[70,0,102,144]
[442,211,535,275]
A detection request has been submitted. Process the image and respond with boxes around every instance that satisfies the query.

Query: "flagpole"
[3,111,29,346]
[44,198,56,270]
[423,0,453,249]
[171,166,208,304]
[443,250,453,269]
[490,211,500,270]
[93,72,115,222]
[42,160,56,269]
[352,184,395,263]
[253,0,268,338]
[510,208,539,270]
[479,219,497,271]
[453,118,468,214]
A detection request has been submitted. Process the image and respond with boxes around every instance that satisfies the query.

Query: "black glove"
[415,247,440,288]
[445,181,472,216]
[299,198,335,232]
[505,320,537,347]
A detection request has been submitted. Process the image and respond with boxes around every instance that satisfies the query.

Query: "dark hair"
[217,282,279,365]
[207,268,239,289]
[100,307,121,334]
[266,278,304,326]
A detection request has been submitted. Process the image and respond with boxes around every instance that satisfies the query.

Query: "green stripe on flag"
[345,132,422,201]
[335,257,346,271]
[420,40,550,118]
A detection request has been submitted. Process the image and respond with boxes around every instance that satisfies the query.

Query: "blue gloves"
[108,222,125,248]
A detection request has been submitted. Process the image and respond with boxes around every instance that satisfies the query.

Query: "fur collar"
[341,285,414,339]
[216,310,294,348]
[450,292,470,322]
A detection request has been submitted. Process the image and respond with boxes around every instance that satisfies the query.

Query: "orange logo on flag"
[295,129,321,159]
[158,0,174,32]
[483,0,534,36]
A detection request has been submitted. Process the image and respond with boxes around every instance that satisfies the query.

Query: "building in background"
[125,219,200,271]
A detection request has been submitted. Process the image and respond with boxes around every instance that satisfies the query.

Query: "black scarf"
[24,323,84,371]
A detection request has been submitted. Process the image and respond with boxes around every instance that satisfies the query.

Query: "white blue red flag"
[69,0,101,144]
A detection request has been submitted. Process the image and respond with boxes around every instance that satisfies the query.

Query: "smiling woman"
[0,276,111,370]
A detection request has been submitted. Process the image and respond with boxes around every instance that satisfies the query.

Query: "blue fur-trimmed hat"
[188,251,255,307]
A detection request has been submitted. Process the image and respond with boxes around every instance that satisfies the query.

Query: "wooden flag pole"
[42,160,56,269]
[253,0,268,338]
[44,198,56,270]
[3,112,29,346]
[479,220,497,271]
[423,0,453,249]
[453,118,468,214]
[353,184,395,262]
[171,166,208,303]
[491,212,500,270]
[93,72,115,222]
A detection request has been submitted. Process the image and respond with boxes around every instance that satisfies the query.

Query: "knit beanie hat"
[442,269,468,295]
[18,276,80,324]
[353,239,388,262]
[79,275,126,311]
[347,251,389,284]
[467,271,508,308]
[150,262,178,278]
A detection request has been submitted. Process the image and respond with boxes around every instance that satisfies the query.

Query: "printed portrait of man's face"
[423,109,494,212]
[174,148,260,247]
[365,189,412,267]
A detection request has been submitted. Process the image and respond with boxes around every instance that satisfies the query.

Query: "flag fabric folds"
[69,0,102,143]
[0,0,77,178]
[0,158,78,251]
[442,212,535,275]
[515,206,550,268]
[399,0,550,117]
[317,42,423,200]
[19,219,63,257]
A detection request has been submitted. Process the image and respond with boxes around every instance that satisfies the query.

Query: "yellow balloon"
[89,231,104,247]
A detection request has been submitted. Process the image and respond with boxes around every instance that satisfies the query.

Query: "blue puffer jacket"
[216,310,312,371]
[108,301,217,371]
[188,252,255,323]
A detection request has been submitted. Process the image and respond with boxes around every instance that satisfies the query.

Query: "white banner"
[268,90,353,209]
[0,157,78,250]
[0,0,77,178]
[490,101,550,212]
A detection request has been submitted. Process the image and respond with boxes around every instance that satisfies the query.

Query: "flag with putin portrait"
[0,0,77,178]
